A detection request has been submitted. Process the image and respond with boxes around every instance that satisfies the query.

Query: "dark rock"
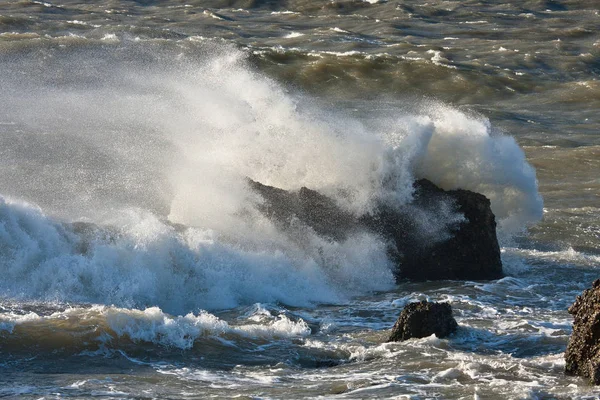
[247,179,357,242]
[565,280,600,384]
[389,179,503,281]
[388,300,458,341]
[247,177,503,282]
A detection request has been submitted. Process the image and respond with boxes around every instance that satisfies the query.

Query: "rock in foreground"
[248,178,503,282]
[388,300,458,341]
[565,279,600,384]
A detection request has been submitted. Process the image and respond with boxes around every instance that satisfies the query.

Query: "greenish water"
[0,0,599,398]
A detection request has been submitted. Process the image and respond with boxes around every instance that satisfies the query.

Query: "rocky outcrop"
[565,279,600,384]
[392,179,502,281]
[388,300,458,341]
[247,179,357,242]
[247,178,503,282]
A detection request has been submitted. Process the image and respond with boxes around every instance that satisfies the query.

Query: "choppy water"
[1,0,599,398]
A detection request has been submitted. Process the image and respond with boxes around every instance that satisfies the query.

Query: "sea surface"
[1,0,599,398]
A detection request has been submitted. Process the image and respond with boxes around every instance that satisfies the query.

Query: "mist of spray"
[0,41,543,312]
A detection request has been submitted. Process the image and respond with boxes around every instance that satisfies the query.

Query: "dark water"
[1,0,599,398]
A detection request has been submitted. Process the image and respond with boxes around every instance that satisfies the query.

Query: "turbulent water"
[1,0,599,398]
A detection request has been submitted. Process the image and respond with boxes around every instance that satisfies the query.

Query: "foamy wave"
[0,197,394,313]
[105,307,228,349]
[157,367,279,387]
[503,246,600,268]
[106,306,310,348]
[284,32,304,38]
[0,304,311,350]
[0,311,40,334]
[0,43,544,312]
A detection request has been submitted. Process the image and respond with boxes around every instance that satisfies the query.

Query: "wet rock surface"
[248,178,503,282]
[565,279,600,384]
[388,300,458,341]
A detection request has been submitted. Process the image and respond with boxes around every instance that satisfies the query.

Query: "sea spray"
[1,0,598,396]
[0,42,543,313]
[0,197,394,312]
[412,104,544,234]
[0,42,542,228]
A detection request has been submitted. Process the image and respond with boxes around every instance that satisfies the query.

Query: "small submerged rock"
[565,279,600,384]
[388,300,458,341]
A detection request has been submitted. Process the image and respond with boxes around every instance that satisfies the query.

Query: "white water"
[0,304,312,350]
[0,42,543,313]
[0,197,394,312]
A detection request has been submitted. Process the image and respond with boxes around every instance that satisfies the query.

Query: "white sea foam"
[284,32,304,39]
[106,305,312,345]
[105,307,228,348]
[31,1,53,7]
[0,311,40,334]
[0,304,311,349]
[0,43,543,312]
[330,27,350,33]
[0,197,394,312]
[158,366,280,387]
[101,33,118,41]
[503,246,600,268]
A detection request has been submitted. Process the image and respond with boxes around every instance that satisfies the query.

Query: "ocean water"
[0,0,599,398]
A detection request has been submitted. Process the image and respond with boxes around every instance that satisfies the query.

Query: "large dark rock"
[388,300,458,341]
[385,179,503,281]
[565,279,600,384]
[247,178,503,282]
